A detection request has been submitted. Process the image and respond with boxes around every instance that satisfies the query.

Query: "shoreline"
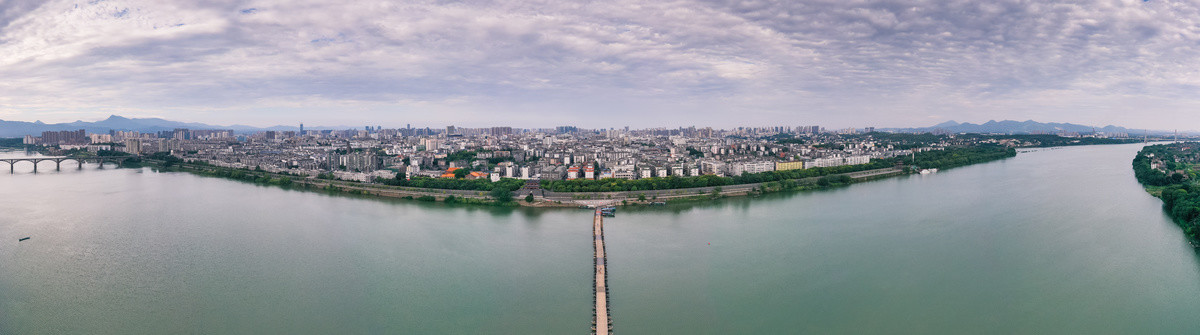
[1131,143,1200,248]
[3,146,1014,210]
[143,161,920,210]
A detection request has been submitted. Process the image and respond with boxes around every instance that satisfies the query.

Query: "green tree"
[453,168,470,179]
[490,188,514,203]
[524,194,534,203]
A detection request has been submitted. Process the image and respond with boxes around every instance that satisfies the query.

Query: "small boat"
[919,168,939,174]
[18,237,30,242]
[650,202,667,206]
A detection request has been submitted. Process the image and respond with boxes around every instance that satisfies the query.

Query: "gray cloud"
[0,0,1198,129]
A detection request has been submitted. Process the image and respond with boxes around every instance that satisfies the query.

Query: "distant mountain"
[0,115,1175,138]
[0,115,327,137]
[884,120,1164,135]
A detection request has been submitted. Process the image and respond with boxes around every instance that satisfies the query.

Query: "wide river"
[3,143,1200,334]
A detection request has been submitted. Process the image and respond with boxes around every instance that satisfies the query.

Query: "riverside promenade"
[592,209,612,334]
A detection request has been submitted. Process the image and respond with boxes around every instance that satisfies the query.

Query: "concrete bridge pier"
[31,161,37,173]
[55,160,61,171]
[78,160,83,169]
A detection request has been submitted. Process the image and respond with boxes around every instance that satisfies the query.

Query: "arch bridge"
[1,156,138,173]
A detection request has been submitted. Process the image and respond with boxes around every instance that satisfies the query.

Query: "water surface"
[2,144,1199,334]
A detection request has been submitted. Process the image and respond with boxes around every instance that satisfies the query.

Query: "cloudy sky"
[1,0,1198,129]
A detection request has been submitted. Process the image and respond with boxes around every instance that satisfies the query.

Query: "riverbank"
[136,160,932,210]
[1132,143,1200,247]
[5,145,1014,209]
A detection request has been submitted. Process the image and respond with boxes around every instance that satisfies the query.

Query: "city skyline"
[3,1,1200,129]
[0,113,1177,136]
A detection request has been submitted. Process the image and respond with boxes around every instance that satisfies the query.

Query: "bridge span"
[592,208,612,334]
[1,156,136,173]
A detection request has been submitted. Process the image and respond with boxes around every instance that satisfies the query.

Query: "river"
[2,143,1200,334]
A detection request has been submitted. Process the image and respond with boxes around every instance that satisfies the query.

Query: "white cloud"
[0,0,1198,129]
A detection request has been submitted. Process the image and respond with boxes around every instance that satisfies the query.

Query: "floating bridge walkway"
[592,209,612,334]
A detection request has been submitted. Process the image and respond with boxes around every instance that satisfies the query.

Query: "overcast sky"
[1,0,1198,129]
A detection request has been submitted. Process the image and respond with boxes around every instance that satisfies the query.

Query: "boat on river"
[600,206,616,217]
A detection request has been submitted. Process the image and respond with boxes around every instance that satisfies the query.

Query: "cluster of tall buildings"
[31,130,87,145]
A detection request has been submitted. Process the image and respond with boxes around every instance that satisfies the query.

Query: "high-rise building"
[340,152,380,172]
[421,138,441,151]
[89,134,113,144]
[490,127,513,136]
[124,139,142,154]
[41,129,87,145]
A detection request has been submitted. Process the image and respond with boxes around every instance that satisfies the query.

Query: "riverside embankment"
[160,161,908,207]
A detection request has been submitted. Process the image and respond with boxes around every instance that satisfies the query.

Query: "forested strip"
[905,146,1017,170]
[0,138,23,148]
[374,175,526,192]
[1134,143,1200,242]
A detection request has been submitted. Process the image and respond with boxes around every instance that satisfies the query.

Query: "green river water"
[2,143,1199,334]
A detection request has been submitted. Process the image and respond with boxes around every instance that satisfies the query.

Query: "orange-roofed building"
[441,167,489,179]
[441,167,461,178]
[567,166,580,180]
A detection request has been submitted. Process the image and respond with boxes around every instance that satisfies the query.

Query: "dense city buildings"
[24,124,1124,185]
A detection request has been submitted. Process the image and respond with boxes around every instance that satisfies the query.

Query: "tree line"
[374,174,526,193]
[903,145,1017,170]
[1133,143,1200,243]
